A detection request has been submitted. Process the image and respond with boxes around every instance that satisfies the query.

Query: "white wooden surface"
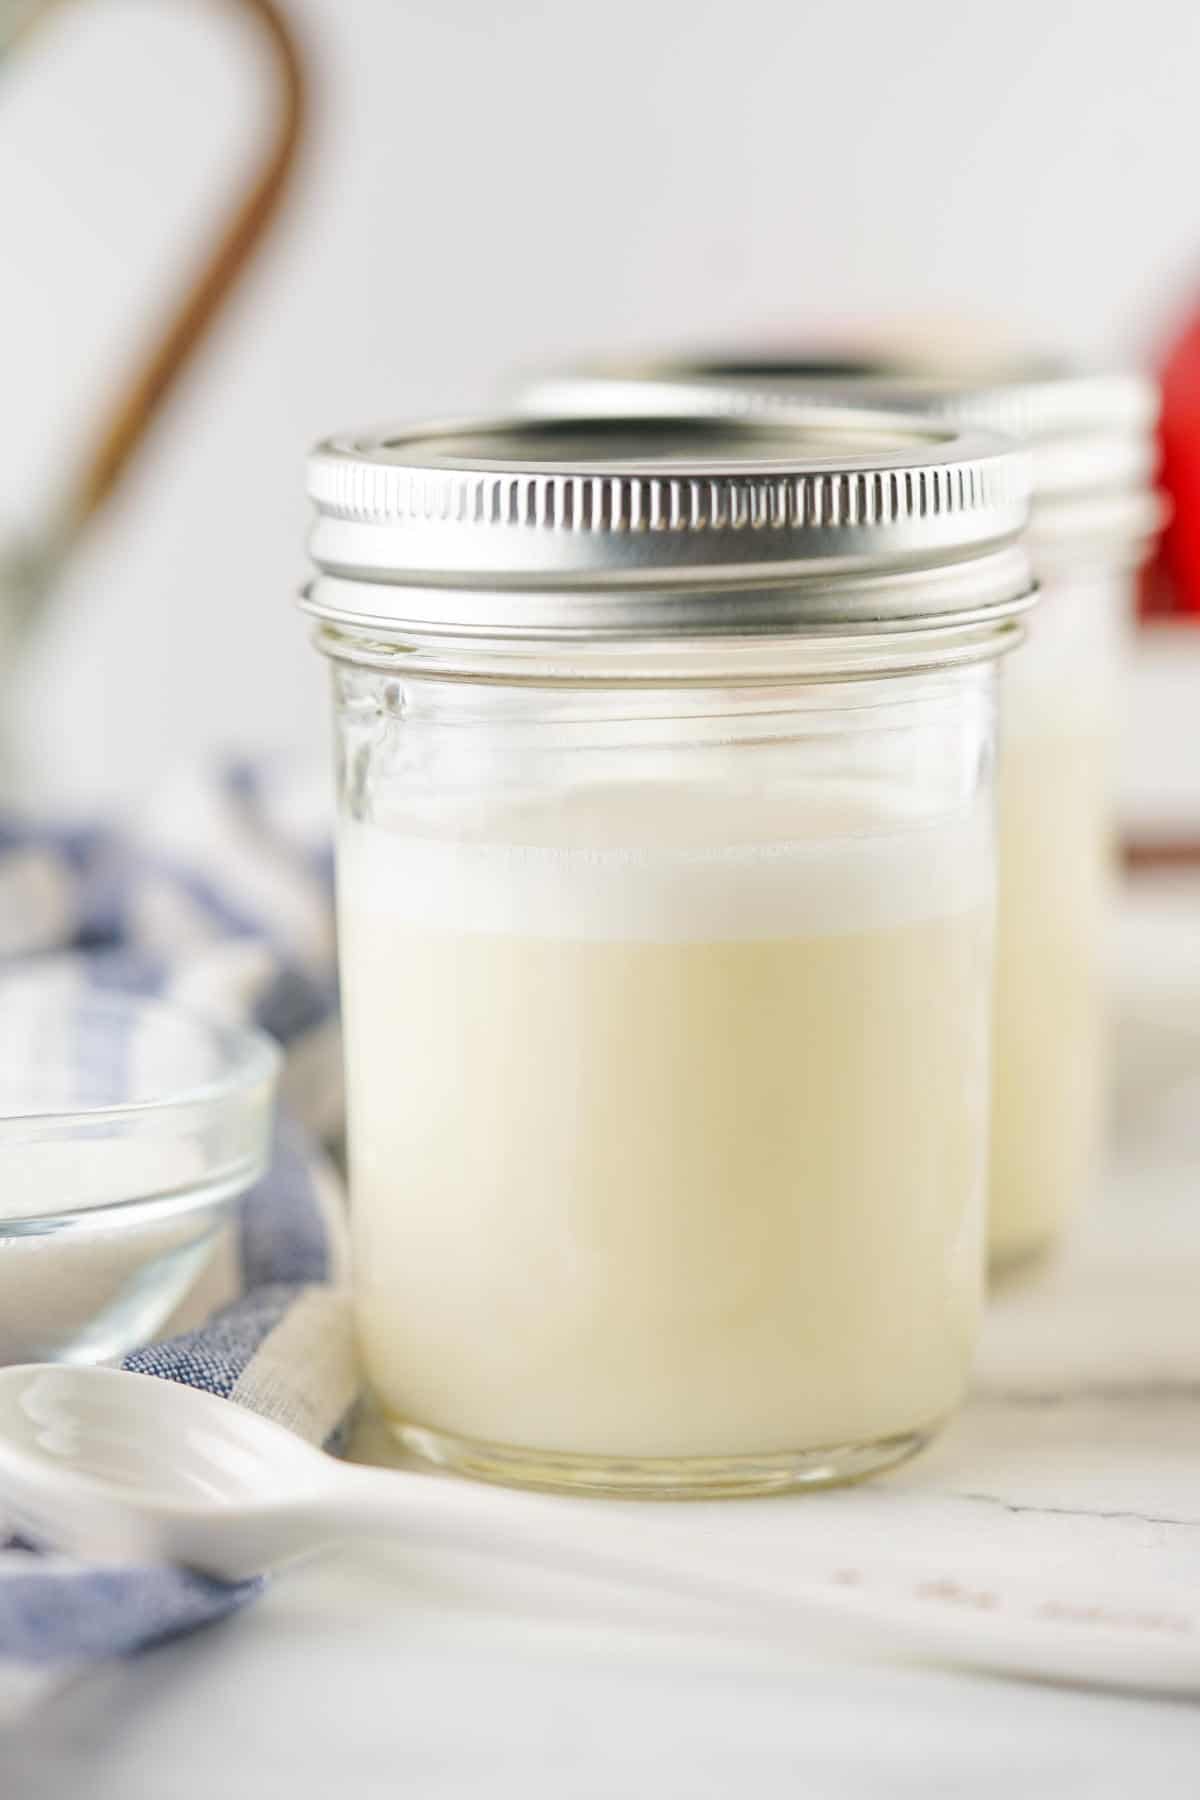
[4,870,1200,1795]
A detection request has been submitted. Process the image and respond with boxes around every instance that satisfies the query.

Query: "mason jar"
[303,410,1033,1497]
[529,357,1161,1268]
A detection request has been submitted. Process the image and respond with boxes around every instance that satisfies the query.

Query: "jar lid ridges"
[306,447,1027,537]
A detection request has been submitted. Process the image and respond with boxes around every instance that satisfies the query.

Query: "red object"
[1144,302,1200,618]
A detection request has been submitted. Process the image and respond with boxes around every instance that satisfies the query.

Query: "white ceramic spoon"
[0,1363,1195,1696]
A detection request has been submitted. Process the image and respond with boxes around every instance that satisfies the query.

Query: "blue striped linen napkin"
[0,762,358,1687]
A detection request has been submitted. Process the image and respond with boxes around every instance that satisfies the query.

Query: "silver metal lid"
[305,410,1033,642]
[525,353,1161,555]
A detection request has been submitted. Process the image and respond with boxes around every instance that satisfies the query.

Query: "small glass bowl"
[0,982,280,1363]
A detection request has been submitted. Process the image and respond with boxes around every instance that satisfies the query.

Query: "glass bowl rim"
[0,986,282,1133]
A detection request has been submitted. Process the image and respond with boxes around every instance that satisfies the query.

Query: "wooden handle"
[1123,837,1200,873]
[58,0,309,537]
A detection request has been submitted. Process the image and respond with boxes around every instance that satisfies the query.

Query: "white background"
[3,0,1199,807]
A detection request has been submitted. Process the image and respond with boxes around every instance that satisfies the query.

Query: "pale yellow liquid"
[989,727,1112,1265]
[339,791,992,1466]
[987,569,1123,1265]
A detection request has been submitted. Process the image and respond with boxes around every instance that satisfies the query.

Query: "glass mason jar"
[529,357,1162,1268]
[303,410,1034,1497]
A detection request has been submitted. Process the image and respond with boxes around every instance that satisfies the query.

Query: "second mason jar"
[528,355,1163,1267]
[304,410,1033,1497]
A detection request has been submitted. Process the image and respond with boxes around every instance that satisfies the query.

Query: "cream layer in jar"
[339,781,992,1465]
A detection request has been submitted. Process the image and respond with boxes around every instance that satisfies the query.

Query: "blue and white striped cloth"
[0,763,357,1683]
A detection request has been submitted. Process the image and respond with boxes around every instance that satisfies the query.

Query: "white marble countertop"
[5,869,1200,1797]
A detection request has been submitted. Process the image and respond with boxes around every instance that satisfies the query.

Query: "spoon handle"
[321,1463,1200,1694]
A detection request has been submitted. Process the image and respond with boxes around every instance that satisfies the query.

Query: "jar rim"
[310,609,1028,687]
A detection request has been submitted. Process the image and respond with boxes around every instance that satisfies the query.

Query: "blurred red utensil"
[1143,298,1200,619]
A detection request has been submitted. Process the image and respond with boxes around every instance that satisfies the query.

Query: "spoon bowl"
[0,1365,330,1576]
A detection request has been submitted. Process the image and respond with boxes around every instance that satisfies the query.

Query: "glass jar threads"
[303,410,1033,1496]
